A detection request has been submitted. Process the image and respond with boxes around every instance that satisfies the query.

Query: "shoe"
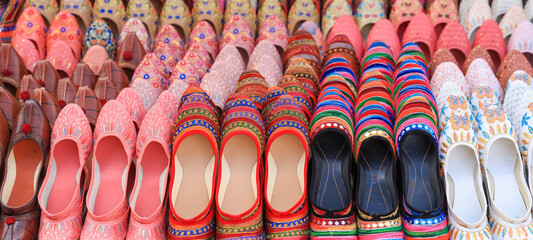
[326,15,364,61]
[366,19,401,61]
[182,50,211,79]
[72,62,97,89]
[59,0,92,36]
[116,87,147,131]
[508,21,533,66]
[225,0,257,34]
[465,58,503,101]
[249,40,283,74]
[0,0,25,42]
[25,0,58,27]
[132,79,162,111]
[127,101,172,240]
[496,50,533,91]
[80,100,136,239]
[160,0,192,42]
[32,60,60,96]
[38,104,92,240]
[55,78,78,108]
[0,86,21,130]
[131,53,169,93]
[0,99,50,240]
[153,43,179,75]
[46,41,78,79]
[278,75,313,120]
[191,0,223,35]
[464,45,497,74]
[491,0,522,23]
[427,0,459,37]
[93,77,120,106]
[73,86,101,129]
[15,75,41,106]
[167,80,189,103]
[309,78,357,239]
[116,32,147,80]
[32,87,61,128]
[464,0,491,42]
[355,0,386,42]
[257,15,289,55]
[216,94,265,239]
[498,6,526,43]
[431,62,469,99]
[126,0,158,42]
[92,0,126,39]
[263,87,310,239]
[98,59,130,91]
[321,0,352,38]
[82,45,109,76]
[390,0,424,42]
[189,20,219,60]
[436,22,471,67]
[168,87,219,239]
[169,60,201,87]
[438,93,490,240]
[84,19,117,58]
[248,52,282,88]
[287,0,319,36]
[429,48,458,76]
[472,19,506,68]
[475,105,533,240]
[402,13,437,62]
[46,10,82,60]
[0,43,28,96]
[220,15,255,64]
[11,6,47,71]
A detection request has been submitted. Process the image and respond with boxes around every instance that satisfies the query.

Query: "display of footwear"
[216,94,265,239]
[0,99,50,240]
[80,100,136,239]
[38,104,92,240]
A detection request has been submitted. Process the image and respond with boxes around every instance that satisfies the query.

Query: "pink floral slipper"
[119,18,151,53]
[47,10,82,60]
[12,6,47,60]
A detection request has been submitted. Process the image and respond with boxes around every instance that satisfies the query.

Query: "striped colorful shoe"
[263,87,310,239]
[216,94,265,239]
[168,87,219,240]
[235,70,269,110]
[309,79,357,239]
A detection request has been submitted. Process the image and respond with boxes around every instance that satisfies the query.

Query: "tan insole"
[268,134,305,212]
[4,140,42,207]
[221,135,257,215]
[174,134,214,219]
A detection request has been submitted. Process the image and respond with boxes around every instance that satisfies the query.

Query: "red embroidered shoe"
[216,94,265,239]
[168,87,219,239]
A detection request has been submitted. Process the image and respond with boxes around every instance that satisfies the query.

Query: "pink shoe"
[116,87,148,130]
[132,79,163,111]
[155,90,180,122]
[80,100,136,240]
[131,53,169,92]
[38,104,92,240]
[47,10,82,61]
[127,101,173,240]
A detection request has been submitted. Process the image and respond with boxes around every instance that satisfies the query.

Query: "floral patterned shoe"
[224,0,257,34]
[92,0,126,39]
[47,10,82,61]
[263,87,310,239]
[219,15,255,63]
[25,0,58,27]
[126,0,159,42]
[463,0,491,41]
[80,100,136,240]
[38,104,92,240]
[168,87,219,239]
[160,0,192,42]
[11,6,47,67]
[476,105,533,240]
[127,101,173,240]
[438,92,490,240]
[59,0,92,36]
[154,24,186,61]
[465,59,503,101]
[191,0,223,35]
[287,0,319,35]
[189,20,219,60]
[131,53,169,93]
[427,0,458,37]
[116,87,147,130]
[84,19,117,58]
[119,18,151,54]
[257,15,289,55]
[216,94,265,239]
[390,0,423,41]
[512,89,533,189]
[498,6,526,43]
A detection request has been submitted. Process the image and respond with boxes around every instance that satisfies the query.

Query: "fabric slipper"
[47,10,82,60]
[508,21,533,66]
[472,19,506,68]
[25,0,58,27]
[390,0,424,41]
[402,13,437,62]
[464,0,491,41]
[82,45,109,75]
[160,0,192,42]
[499,6,526,43]
[84,19,117,58]
[126,0,159,42]
[92,0,126,39]
[12,6,47,60]
[427,0,459,37]
[436,21,470,67]
[59,0,92,37]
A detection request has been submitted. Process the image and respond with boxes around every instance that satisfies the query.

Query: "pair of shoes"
[395,43,448,240]
[354,41,404,239]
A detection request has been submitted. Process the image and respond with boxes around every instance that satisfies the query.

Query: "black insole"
[400,130,441,212]
[357,137,396,215]
[310,130,352,212]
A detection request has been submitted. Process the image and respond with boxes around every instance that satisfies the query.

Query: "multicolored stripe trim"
[396,123,438,151]
[310,214,358,238]
[402,204,449,239]
[167,221,216,238]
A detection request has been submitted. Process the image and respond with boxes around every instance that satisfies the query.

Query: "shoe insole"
[487,138,527,219]
[311,131,351,211]
[92,136,128,216]
[487,50,501,69]
[46,140,81,214]
[2,140,42,208]
[133,142,168,218]
[358,137,394,215]
[173,134,214,219]
[524,53,533,68]
[397,22,410,42]
[400,132,439,211]
[447,145,483,223]
[361,24,374,44]
[267,134,305,212]
[450,49,466,69]
[219,134,257,215]
[434,23,446,39]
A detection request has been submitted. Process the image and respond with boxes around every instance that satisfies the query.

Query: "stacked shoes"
[393,43,448,240]
[355,41,403,239]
